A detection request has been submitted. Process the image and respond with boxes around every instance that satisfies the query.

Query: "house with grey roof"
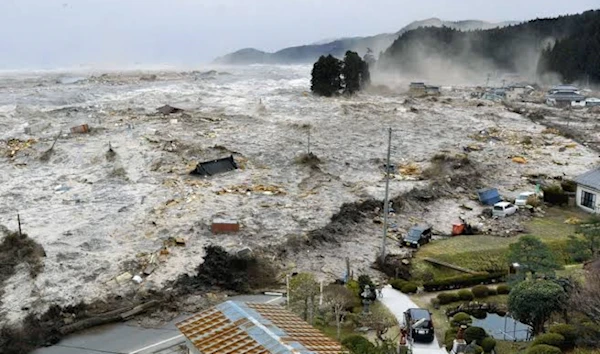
[546,91,587,108]
[575,167,600,213]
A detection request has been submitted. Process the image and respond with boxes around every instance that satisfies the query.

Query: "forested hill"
[378,10,600,84]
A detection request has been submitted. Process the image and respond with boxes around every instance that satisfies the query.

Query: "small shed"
[574,167,600,213]
[478,188,502,206]
[211,217,240,234]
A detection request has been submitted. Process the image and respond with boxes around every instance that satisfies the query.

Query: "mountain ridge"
[214,18,519,65]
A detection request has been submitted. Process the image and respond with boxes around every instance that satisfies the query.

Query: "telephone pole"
[380,128,392,262]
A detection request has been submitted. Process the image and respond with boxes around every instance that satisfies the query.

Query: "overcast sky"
[1,0,598,69]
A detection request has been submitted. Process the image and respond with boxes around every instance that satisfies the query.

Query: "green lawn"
[412,207,591,280]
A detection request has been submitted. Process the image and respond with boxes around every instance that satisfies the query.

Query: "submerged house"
[548,85,580,95]
[176,301,345,354]
[546,91,587,108]
[191,155,238,176]
[409,82,441,96]
[575,167,600,213]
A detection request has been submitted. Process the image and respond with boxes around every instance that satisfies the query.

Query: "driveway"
[380,286,448,354]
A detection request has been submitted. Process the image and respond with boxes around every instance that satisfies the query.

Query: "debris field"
[0,66,598,324]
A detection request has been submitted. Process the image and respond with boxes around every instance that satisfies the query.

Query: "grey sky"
[1,0,597,69]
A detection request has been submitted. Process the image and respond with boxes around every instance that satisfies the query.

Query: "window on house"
[581,191,596,209]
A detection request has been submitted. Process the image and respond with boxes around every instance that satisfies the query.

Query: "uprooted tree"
[311,51,370,97]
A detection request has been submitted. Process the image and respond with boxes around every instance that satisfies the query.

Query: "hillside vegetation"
[378,10,600,84]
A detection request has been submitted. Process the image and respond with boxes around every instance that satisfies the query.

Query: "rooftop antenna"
[380,128,392,263]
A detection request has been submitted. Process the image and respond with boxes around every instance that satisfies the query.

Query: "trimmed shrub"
[472,285,490,298]
[481,337,496,353]
[496,310,507,317]
[472,309,487,319]
[532,333,565,349]
[430,298,440,309]
[400,283,418,294]
[526,344,562,354]
[465,326,488,346]
[445,328,458,351]
[451,312,472,327]
[389,278,406,291]
[496,284,511,294]
[487,287,497,296]
[470,345,484,354]
[342,335,376,353]
[458,289,474,301]
[548,324,577,349]
[437,292,460,305]
[423,272,506,292]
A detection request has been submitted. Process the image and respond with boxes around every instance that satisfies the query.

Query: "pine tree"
[310,55,342,97]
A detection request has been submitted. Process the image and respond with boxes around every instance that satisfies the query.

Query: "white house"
[575,167,600,213]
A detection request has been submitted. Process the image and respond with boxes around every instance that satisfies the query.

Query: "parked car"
[404,308,435,343]
[493,202,518,217]
[402,225,432,248]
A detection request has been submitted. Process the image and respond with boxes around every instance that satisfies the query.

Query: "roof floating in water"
[191,155,238,176]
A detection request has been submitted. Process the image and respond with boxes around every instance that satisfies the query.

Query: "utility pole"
[286,274,290,309]
[17,213,22,237]
[307,129,311,155]
[485,73,490,88]
[380,128,392,262]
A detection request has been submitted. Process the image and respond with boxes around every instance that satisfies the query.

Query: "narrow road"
[380,286,448,354]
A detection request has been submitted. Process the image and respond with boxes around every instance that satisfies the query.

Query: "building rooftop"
[176,301,345,354]
[575,167,600,190]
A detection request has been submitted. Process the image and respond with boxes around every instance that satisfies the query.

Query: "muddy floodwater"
[0,65,598,325]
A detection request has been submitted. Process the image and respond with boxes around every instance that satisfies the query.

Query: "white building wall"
[576,185,600,213]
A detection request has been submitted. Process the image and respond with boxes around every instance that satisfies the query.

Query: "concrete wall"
[576,185,599,213]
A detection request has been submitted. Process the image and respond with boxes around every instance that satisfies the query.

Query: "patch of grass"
[412,207,586,281]
[494,340,529,354]
[314,323,356,342]
[556,264,585,280]
[525,207,588,240]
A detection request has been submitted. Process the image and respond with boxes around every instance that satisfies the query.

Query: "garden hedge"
[481,337,496,353]
[400,283,418,294]
[548,324,576,349]
[496,284,511,294]
[526,344,562,354]
[472,285,490,298]
[458,289,474,301]
[423,272,506,292]
[532,333,565,349]
[437,292,460,305]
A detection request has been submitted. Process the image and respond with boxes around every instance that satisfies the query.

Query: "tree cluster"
[311,51,370,97]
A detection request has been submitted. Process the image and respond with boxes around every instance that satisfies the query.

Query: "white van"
[493,202,518,217]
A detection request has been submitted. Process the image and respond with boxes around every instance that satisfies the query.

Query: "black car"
[402,225,432,248]
[404,308,435,343]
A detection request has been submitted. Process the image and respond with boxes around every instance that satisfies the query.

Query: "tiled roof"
[176,301,345,354]
[575,167,600,190]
